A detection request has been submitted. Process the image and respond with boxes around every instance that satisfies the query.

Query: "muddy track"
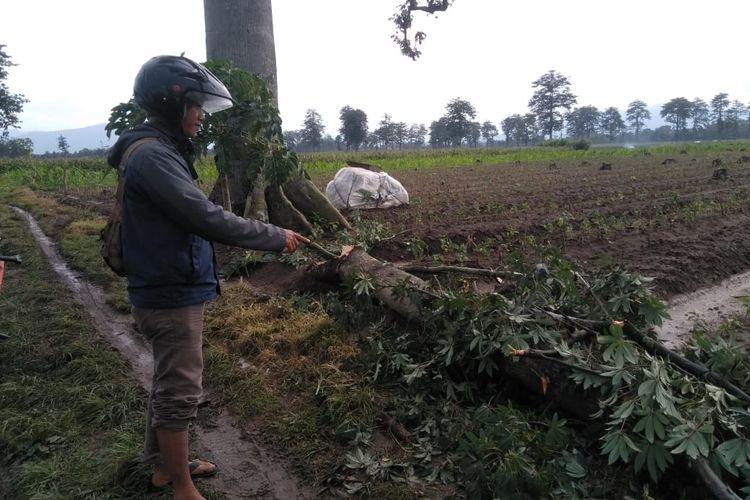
[12,206,315,500]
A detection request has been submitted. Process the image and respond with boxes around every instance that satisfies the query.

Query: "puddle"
[13,206,314,500]
[656,269,750,349]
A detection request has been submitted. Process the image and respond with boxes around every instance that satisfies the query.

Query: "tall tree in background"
[406,123,427,147]
[338,106,368,151]
[625,100,650,139]
[660,97,692,139]
[429,117,450,148]
[565,106,600,139]
[443,97,476,147]
[301,109,325,151]
[0,45,28,134]
[710,93,730,138]
[480,121,498,146]
[725,100,747,137]
[57,135,69,155]
[393,121,409,149]
[690,98,710,137]
[501,114,537,146]
[374,114,398,149]
[501,115,521,144]
[528,70,577,140]
[599,107,625,142]
[0,45,32,157]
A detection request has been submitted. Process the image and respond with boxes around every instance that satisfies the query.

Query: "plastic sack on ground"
[325,166,409,210]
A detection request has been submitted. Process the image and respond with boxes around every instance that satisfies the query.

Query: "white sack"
[325,167,409,209]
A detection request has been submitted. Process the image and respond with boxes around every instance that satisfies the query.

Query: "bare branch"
[391,0,453,60]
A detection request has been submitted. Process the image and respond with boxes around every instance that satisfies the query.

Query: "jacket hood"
[107,124,164,168]
[108,118,197,167]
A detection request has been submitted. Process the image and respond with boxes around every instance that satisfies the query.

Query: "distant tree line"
[1,41,749,157]
[284,69,750,152]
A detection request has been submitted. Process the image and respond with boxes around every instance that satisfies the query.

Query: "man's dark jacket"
[107,121,286,309]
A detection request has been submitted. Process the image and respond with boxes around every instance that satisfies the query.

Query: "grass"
[0,203,230,499]
[0,186,130,311]
[297,140,750,177]
[0,204,150,498]
[201,286,377,487]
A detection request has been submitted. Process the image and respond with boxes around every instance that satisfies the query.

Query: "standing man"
[108,55,308,500]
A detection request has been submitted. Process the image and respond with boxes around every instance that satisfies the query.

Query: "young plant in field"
[405,236,428,259]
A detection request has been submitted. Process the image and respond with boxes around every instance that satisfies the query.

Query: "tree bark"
[204,0,278,100]
[204,1,348,232]
[282,172,352,230]
[336,247,429,321]
[265,184,313,234]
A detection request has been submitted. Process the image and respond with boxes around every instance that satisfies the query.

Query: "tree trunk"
[204,0,278,100]
[204,0,348,233]
[283,172,352,230]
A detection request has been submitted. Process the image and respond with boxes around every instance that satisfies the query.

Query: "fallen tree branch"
[507,345,602,375]
[542,308,750,403]
[397,264,522,279]
[692,457,742,500]
[306,241,339,260]
[624,323,750,403]
[377,409,413,443]
[570,272,750,403]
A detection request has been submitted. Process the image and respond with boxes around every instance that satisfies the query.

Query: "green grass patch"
[297,140,750,177]
[0,186,130,311]
[0,204,157,499]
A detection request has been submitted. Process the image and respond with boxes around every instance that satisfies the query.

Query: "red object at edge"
[0,260,4,290]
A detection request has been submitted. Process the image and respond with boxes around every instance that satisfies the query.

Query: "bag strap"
[114,137,158,207]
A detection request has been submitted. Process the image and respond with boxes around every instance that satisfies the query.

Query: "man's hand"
[284,230,310,253]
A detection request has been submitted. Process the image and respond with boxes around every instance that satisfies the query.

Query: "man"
[107,55,308,500]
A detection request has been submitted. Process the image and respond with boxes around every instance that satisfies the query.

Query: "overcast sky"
[3,0,749,135]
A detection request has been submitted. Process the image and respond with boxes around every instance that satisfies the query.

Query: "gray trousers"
[132,303,205,464]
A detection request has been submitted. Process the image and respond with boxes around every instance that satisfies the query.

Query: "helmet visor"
[185,90,234,114]
[183,62,234,114]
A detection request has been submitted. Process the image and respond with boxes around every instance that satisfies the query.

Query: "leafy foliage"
[390,0,453,60]
[330,244,750,497]
[528,70,577,141]
[0,45,28,132]
[105,59,301,187]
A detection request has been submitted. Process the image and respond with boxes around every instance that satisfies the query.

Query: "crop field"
[307,143,750,300]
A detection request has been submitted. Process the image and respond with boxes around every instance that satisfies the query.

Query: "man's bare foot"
[152,459,218,487]
[173,484,205,500]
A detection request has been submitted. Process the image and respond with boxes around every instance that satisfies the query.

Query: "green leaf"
[634,442,673,481]
[612,399,636,421]
[638,379,657,399]
[638,296,669,326]
[716,438,750,469]
[602,430,639,465]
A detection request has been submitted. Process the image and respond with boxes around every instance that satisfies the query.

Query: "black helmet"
[133,55,234,121]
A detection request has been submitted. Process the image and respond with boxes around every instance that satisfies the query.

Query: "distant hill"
[9,124,116,155]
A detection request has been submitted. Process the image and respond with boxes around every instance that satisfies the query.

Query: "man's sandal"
[151,459,218,488]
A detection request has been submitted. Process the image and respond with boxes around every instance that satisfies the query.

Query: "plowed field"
[313,148,750,300]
